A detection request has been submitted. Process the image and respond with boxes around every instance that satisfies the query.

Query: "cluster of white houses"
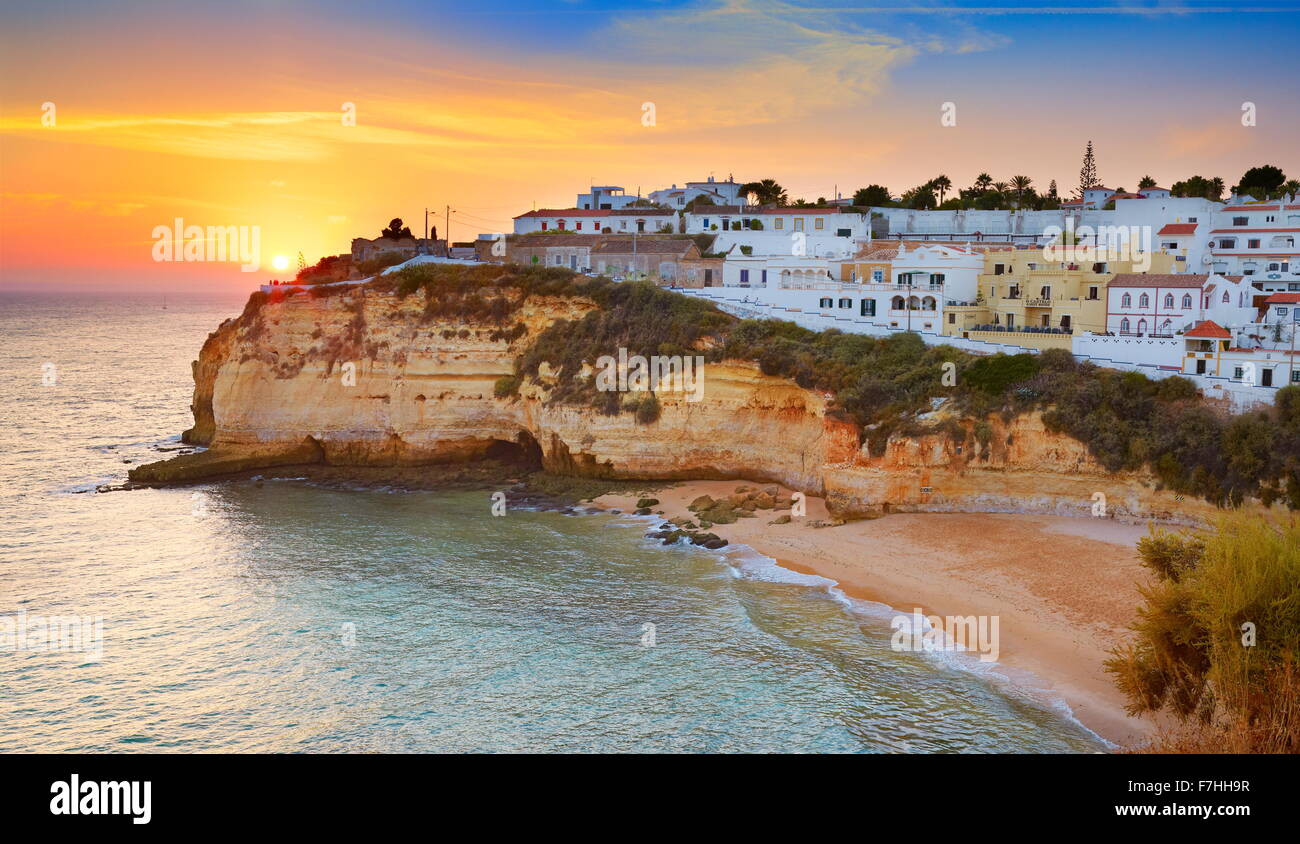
[476,177,1300,403]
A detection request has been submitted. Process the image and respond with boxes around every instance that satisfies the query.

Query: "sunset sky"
[1,0,1297,291]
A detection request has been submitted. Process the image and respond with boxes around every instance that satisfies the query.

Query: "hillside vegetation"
[1107,514,1300,752]
[250,263,1300,509]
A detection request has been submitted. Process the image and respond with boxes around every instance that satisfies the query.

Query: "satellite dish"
[1201,254,1213,265]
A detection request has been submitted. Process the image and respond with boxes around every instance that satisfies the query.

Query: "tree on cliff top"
[853,185,891,206]
[381,218,414,240]
[1077,140,1099,197]
[1234,164,1287,200]
[739,179,788,206]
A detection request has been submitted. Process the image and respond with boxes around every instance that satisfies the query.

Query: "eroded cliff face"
[133,283,1213,522]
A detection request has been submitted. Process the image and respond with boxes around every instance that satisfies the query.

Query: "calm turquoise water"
[0,291,1106,752]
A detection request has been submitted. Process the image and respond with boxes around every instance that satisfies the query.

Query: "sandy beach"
[595,479,1158,748]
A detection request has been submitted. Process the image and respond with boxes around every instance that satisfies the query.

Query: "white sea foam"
[655,526,1115,749]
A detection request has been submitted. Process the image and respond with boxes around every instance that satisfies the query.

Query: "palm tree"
[739,179,788,206]
[1210,176,1226,201]
[992,181,1010,195]
[931,175,952,205]
[973,172,993,193]
[1282,179,1300,198]
[1010,175,1032,205]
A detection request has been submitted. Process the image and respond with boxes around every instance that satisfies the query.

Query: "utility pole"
[1290,317,1296,387]
[424,207,429,241]
[445,205,451,256]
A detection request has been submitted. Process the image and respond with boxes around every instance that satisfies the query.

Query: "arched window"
[1121,293,1132,308]
[891,296,904,310]
[1139,293,1150,308]
[1182,294,1192,309]
[1164,294,1174,308]
[1162,319,1172,333]
[1223,291,1230,303]
[922,296,937,310]
[907,295,921,309]
[1137,319,1147,334]
[1120,318,1130,333]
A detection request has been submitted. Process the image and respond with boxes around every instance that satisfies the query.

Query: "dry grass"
[1109,514,1300,753]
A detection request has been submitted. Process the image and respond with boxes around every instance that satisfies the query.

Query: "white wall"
[672,287,1284,407]
[713,231,854,258]
[1073,333,1183,368]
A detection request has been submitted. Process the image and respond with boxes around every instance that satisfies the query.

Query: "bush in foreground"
[1106,513,1300,753]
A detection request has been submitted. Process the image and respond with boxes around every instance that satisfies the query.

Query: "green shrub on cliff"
[494,375,520,398]
[516,280,731,407]
[357,251,411,276]
[323,263,1300,509]
[629,393,661,425]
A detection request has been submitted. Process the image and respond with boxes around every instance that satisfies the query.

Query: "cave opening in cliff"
[483,430,544,470]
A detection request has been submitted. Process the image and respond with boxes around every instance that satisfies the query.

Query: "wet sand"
[596,479,1158,748]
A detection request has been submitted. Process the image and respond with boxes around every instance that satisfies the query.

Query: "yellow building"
[942,246,1178,350]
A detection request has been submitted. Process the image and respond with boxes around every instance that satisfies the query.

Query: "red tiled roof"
[1158,223,1198,236]
[1185,320,1231,339]
[754,207,846,214]
[1107,273,1207,289]
[509,234,604,247]
[514,208,609,219]
[1211,228,1300,234]
[1265,293,1300,304]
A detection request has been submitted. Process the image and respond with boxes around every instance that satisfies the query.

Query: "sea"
[0,290,1107,752]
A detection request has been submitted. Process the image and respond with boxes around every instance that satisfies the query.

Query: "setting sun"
[271,255,290,272]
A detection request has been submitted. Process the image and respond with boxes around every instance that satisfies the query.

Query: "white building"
[713,230,854,259]
[1105,273,1258,339]
[1107,274,1207,337]
[1207,196,1300,291]
[684,206,869,239]
[513,208,677,235]
[700,241,984,335]
[871,197,1222,266]
[1181,320,1300,390]
[1263,292,1300,326]
[720,252,839,289]
[649,176,744,209]
[576,185,642,211]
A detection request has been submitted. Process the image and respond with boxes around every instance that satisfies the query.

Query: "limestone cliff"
[132,282,1217,522]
